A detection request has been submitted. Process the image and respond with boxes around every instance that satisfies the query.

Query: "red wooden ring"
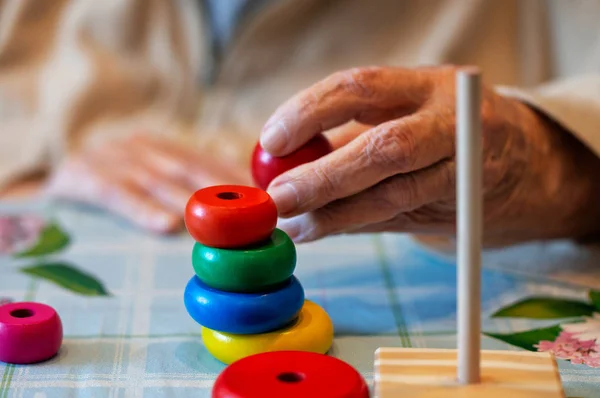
[212,351,370,398]
[185,185,278,248]
[0,302,63,364]
[251,134,333,190]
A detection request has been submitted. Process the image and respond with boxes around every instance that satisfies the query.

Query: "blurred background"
[0,0,598,234]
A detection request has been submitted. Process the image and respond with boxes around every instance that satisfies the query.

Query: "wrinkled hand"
[45,134,251,233]
[260,65,600,246]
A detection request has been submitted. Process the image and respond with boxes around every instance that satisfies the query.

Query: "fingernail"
[260,121,286,153]
[267,182,299,215]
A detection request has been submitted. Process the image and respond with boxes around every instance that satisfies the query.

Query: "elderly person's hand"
[260,65,600,246]
[45,134,251,233]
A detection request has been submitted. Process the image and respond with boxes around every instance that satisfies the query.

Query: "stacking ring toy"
[0,302,63,364]
[192,228,296,292]
[184,185,277,248]
[184,275,304,334]
[212,350,369,398]
[202,300,334,364]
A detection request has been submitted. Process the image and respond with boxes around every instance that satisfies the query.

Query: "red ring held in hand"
[185,185,278,248]
[212,351,370,398]
[0,302,63,364]
[251,134,333,190]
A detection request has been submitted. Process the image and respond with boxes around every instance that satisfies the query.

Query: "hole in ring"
[10,309,35,318]
[276,372,305,383]
[216,192,243,200]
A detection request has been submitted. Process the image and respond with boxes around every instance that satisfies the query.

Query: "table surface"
[1,199,600,398]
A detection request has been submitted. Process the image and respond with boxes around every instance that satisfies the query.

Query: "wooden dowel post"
[456,68,482,385]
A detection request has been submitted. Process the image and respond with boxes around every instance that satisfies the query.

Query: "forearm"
[496,76,600,241]
[495,75,600,158]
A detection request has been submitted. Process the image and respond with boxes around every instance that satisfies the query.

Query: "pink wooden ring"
[0,302,63,364]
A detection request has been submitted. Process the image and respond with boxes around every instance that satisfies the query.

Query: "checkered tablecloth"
[1,199,599,397]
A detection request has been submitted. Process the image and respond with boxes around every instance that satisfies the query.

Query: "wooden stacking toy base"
[374,348,564,398]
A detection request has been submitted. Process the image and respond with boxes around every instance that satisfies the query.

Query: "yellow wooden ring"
[201,300,334,364]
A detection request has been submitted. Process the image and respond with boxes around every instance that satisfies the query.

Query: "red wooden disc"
[212,351,370,398]
[184,185,277,248]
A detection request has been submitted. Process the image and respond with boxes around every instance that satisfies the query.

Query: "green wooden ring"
[192,228,296,292]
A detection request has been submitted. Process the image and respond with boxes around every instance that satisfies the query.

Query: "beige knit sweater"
[1,0,599,190]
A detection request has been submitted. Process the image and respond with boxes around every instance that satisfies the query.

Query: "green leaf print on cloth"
[487,291,600,368]
[2,214,110,297]
[14,222,70,257]
[21,262,110,296]
[491,297,597,319]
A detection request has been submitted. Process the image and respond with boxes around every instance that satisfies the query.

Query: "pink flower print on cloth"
[536,314,600,368]
[0,214,45,255]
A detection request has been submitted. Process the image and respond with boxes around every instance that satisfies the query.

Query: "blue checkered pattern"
[1,200,599,397]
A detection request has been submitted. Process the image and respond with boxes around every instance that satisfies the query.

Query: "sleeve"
[495,75,600,158]
[0,0,206,190]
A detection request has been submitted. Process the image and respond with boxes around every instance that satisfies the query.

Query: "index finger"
[267,110,454,217]
[260,66,433,156]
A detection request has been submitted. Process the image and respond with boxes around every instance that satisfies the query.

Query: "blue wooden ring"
[184,275,304,334]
